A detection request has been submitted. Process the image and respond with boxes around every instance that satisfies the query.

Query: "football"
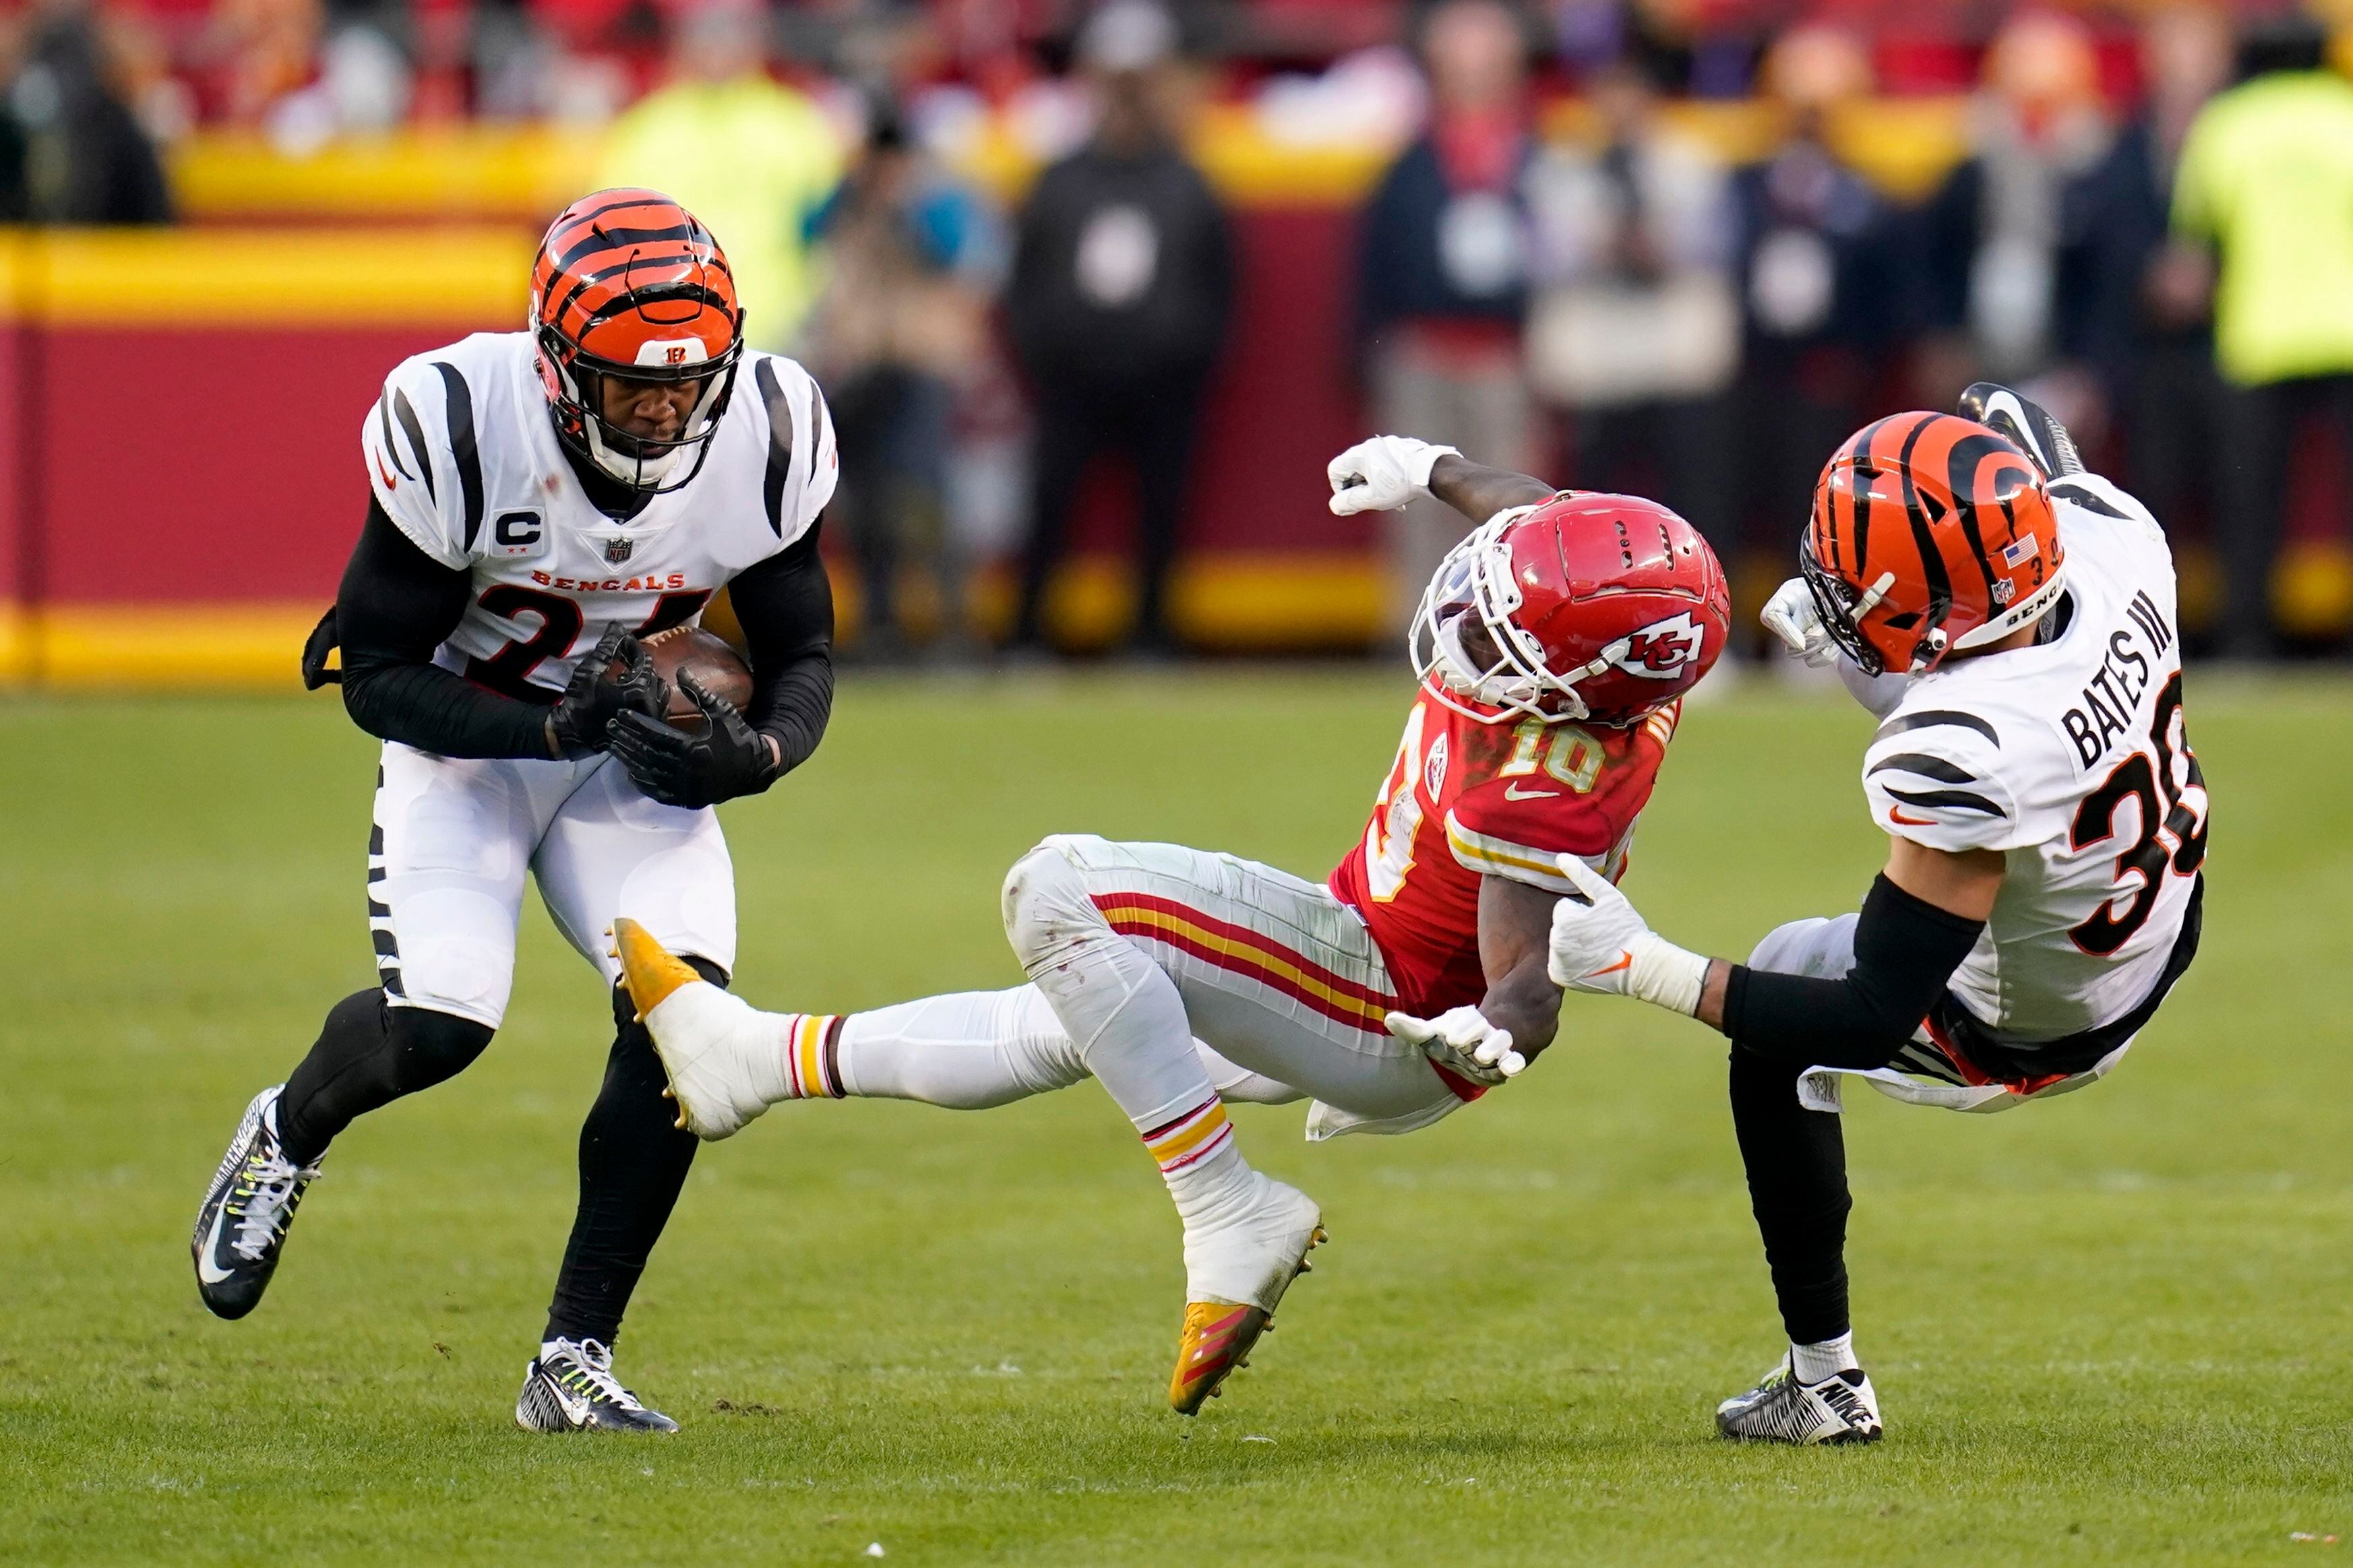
[640,625,752,728]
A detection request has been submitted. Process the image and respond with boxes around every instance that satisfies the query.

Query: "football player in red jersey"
[609,435,1729,1414]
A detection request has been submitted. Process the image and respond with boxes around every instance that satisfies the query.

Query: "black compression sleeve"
[1720,875,1986,1070]
[336,500,554,759]
[724,522,835,782]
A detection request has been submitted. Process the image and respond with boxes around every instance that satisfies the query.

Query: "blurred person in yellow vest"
[597,0,845,353]
[2172,16,2353,657]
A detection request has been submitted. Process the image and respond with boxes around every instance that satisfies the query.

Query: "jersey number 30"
[2068,672,2207,954]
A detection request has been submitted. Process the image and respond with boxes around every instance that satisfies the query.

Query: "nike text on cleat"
[615,919,771,1139]
[1169,1177,1325,1415]
[1714,1353,1883,1445]
[515,1338,679,1434]
[191,1086,322,1321]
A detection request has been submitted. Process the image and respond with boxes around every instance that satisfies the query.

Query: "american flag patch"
[2000,535,2040,569]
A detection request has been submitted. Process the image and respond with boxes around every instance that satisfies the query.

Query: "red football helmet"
[530,187,745,495]
[1409,492,1731,726]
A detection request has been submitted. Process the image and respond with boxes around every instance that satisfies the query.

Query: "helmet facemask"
[1799,530,1901,676]
[1409,519,1593,724]
[541,319,741,497]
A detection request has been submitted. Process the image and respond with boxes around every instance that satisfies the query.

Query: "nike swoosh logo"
[1503,783,1560,801]
[373,449,398,490]
[196,1208,237,1285]
[1587,951,1634,980]
[1888,807,1935,825]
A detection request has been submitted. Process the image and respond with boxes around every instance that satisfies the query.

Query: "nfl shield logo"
[604,536,634,565]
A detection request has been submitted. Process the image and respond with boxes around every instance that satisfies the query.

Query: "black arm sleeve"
[723,520,835,782]
[334,499,554,760]
[1719,875,1986,1071]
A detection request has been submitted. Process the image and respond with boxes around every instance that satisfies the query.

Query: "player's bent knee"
[1000,842,1107,969]
[1746,916,1847,978]
[384,1005,495,1090]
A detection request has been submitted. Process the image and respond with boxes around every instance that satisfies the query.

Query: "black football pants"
[275,962,722,1347]
[1728,1042,1854,1346]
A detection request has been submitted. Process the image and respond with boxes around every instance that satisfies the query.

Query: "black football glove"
[301,606,340,689]
[548,625,667,758]
[607,670,777,809]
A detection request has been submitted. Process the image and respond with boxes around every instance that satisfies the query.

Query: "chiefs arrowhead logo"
[1613,612,1708,679]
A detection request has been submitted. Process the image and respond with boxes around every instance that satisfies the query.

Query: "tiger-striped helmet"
[530,188,744,495]
[1802,411,2067,677]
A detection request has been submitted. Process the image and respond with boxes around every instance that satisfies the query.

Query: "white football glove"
[1327,435,1461,516]
[1545,854,1711,1017]
[1384,1005,1525,1087]
[1760,577,1841,668]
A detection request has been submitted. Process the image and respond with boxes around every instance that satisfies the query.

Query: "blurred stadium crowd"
[5,0,2353,662]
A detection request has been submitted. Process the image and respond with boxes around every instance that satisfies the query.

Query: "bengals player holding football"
[189,191,841,1434]
[1545,387,2207,1444]
[608,434,1730,1415]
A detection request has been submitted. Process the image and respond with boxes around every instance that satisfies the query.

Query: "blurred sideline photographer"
[1913,13,2112,408]
[1728,26,1901,627]
[804,94,1003,661]
[2171,18,2353,658]
[2,0,171,223]
[1524,52,1739,563]
[597,0,843,352]
[1353,0,1543,637]
[2056,4,2233,586]
[1002,0,1233,658]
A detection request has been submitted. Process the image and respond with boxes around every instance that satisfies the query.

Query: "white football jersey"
[1858,472,2208,1048]
[359,332,837,697]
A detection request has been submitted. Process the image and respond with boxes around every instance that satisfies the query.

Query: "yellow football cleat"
[611,918,702,1022]
[1167,1225,1325,1415]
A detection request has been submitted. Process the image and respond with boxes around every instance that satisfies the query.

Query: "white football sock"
[836,987,1087,1107]
[1791,1331,1859,1383]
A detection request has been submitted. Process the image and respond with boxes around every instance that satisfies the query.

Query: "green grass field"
[3,670,2348,1565]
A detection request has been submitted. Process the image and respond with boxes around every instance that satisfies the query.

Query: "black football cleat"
[191,1086,322,1320]
[516,1338,680,1434]
[1958,381,2085,480]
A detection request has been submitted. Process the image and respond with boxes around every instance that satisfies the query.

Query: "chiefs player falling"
[189,191,840,1435]
[608,434,1730,1416]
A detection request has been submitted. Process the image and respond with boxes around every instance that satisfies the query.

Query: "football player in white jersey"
[189,190,841,1434]
[1542,386,2208,1445]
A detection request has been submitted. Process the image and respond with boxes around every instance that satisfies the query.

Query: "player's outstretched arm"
[1325,437,1555,525]
[1544,841,2003,1071]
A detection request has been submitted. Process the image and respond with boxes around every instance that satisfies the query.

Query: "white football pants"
[838,836,1471,1139]
[368,741,735,1028]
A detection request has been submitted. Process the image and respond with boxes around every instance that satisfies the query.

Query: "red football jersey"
[1329,687,1680,1018]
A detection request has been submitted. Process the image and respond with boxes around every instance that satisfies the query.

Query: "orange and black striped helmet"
[1802,411,2068,676]
[530,188,744,494]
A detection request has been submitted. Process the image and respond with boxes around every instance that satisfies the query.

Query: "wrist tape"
[1627,933,1710,1017]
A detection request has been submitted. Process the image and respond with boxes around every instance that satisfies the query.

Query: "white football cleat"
[1715,1352,1884,1445]
[1169,1173,1325,1414]
[612,918,778,1140]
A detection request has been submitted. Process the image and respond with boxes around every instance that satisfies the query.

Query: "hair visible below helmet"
[1802,411,2068,677]
[1409,492,1731,726]
[530,188,745,495]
